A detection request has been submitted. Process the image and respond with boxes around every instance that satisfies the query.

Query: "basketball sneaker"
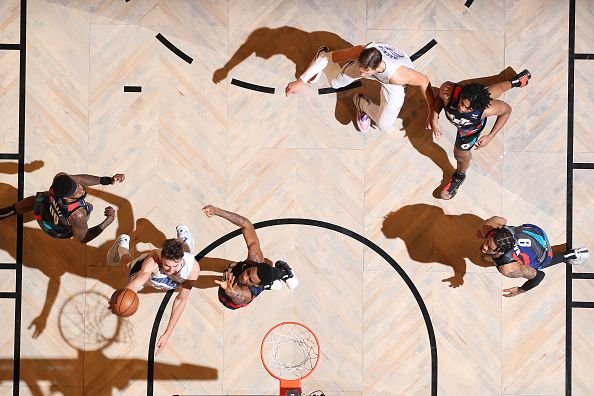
[307,46,329,84]
[564,246,589,265]
[510,69,531,88]
[440,172,466,200]
[353,94,371,132]
[176,224,195,254]
[0,204,16,220]
[107,234,130,266]
[275,261,299,289]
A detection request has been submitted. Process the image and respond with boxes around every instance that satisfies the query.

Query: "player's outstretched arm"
[203,205,264,262]
[499,261,542,297]
[69,173,125,187]
[156,275,197,355]
[284,45,364,96]
[71,206,115,243]
[394,68,438,134]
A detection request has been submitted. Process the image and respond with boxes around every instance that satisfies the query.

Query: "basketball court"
[1,0,593,395]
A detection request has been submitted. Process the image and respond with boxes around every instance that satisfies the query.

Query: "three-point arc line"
[155,33,193,64]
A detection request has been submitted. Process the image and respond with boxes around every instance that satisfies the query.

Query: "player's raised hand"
[202,205,219,218]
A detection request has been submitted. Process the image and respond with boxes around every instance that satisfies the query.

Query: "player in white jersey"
[106,224,200,355]
[285,42,438,134]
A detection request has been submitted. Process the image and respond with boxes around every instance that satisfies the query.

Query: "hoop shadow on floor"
[213,26,357,126]
[382,203,491,287]
[0,290,218,395]
[0,173,167,340]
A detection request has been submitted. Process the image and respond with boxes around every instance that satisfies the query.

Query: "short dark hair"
[52,174,78,198]
[488,227,516,254]
[256,263,280,285]
[161,238,185,261]
[459,83,492,112]
[357,47,382,69]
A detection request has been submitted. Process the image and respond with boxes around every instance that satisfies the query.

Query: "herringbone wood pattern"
[0,0,592,395]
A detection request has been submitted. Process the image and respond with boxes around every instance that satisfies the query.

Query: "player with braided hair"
[432,70,532,199]
[202,205,299,310]
[477,216,589,297]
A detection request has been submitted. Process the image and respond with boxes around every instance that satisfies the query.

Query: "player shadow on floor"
[0,290,218,395]
[382,203,492,288]
[212,26,356,126]
[0,173,167,339]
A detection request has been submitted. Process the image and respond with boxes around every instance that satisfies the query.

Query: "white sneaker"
[176,224,195,254]
[107,234,130,266]
[269,279,284,291]
[275,261,299,289]
[565,246,589,265]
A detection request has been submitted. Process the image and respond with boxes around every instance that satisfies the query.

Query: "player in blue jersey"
[202,204,298,310]
[477,216,589,297]
[432,70,531,199]
[107,225,200,354]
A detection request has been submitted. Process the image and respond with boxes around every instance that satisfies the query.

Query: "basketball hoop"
[261,322,320,396]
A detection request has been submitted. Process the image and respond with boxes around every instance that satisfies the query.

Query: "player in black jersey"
[432,70,531,199]
[477,216,589,297]
[0,172,124,242]
[202,204,298,310]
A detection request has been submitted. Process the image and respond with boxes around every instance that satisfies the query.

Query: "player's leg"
[0,196,35,220]
[441,143,473,200]
[563,246,590,265]
[355,84,404,134]
[107,234,132,269]
[176,224,195,254]
[488,69,531,99]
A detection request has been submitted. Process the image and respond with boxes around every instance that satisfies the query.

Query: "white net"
[261,322,319,380]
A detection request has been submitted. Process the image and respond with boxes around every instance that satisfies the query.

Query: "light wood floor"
[1,0,593,395]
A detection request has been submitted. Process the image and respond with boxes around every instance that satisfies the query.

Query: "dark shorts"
[33,192,73,239]
[128,257,145,280]
[454,120,487,151]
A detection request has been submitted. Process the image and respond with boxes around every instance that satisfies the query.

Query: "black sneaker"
[510,69,531,88]
[440,172,466,200]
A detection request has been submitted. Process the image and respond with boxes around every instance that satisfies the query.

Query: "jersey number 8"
[517,238,532,247]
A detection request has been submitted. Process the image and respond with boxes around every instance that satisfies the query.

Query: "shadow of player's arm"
[86,187,134,236]
[28,275,60,339]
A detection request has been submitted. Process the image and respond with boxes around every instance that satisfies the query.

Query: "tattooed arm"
[202,205,265,263]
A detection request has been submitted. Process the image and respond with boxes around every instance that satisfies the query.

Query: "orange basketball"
[109,288,139,317]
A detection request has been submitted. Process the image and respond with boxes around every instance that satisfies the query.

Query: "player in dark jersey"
[477,216,589,297]
[432,70,531,199]
[0,172,125,242]
[202,204,298,310]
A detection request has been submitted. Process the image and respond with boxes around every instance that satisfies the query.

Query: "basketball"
[109,288,139,317]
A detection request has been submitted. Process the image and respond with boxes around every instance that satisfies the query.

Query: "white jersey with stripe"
[142,251,196,290]
[365,42,414,85]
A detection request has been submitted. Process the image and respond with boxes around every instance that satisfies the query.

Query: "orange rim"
[260,321,320,381]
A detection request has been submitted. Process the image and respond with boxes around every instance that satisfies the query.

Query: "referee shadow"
[212,26,356,125]
[382,203,490,288]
